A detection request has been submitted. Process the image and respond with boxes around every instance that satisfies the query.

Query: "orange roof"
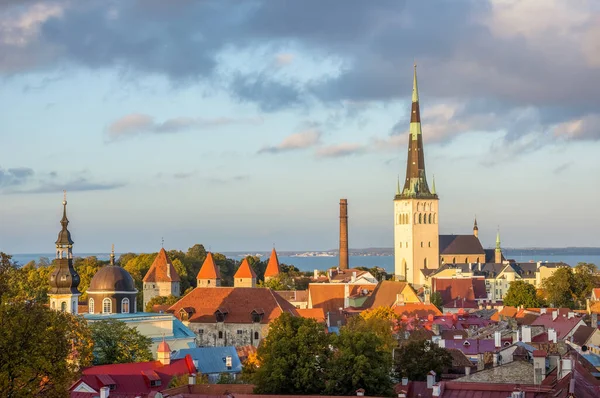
[297,308,326,322]
[264,248,281,278]
[168,287,298,324]
[589,301,600,314]
[197,252,221,279]
[308,284,346,313]
[234,258,257,279]
[490,306,518,322]
[361,281,409,308]
[157,339,171,353]
[593,288,600,299]
[393,303,442,318]
[143,248,181,283]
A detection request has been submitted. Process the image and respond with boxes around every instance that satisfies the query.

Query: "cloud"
[0,167,35,187]
[207,175,250,184]
[316,143,365,158]
[274,53,295,67]
[258,129,321,154]
[552,114,600,141]
[106,113,263,141]
[172,171,195,179]
[0,166,125,194]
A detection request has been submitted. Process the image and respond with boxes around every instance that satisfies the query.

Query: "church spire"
[396,64,436,200]
[56,190,74,248]
[495,228,503,263]
[110,244,115,265]
[473,217,479,238]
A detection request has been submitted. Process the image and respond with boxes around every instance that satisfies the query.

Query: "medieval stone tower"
[394,65,439,285]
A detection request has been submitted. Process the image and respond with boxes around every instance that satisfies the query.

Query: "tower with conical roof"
[264,248,281,282]
[234,258,257,288]
[393,65,440,285]
[142,247,181,310]
[473,217,479,238]
[495,230,503,264]
[49,191,81,313]
[196,252,221,287]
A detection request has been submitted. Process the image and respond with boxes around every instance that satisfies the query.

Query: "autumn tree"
[250,313,331,394]
[357,307,398,351]
[573,263,599,306]
[542,267,577,308]
[503,280,541,308]
[0,301,93,397]
[394,339,452,382]
[90,319,153,365]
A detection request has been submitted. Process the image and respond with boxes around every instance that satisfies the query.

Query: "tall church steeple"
[495,229,503,263]
[393,65,440,285]
[49,191,80,313]
[396,64,437,200]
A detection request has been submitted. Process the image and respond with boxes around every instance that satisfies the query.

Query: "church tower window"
[61,302,66,312]
[103,298,112,314]
[122,298,130,314]
[89,298,94,314]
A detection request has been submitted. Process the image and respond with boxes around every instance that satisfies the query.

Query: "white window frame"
[103,298,112,314]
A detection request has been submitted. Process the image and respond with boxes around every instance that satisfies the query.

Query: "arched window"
[254,331,259,340]
[417,203,421,211]
[103,298,112,314]
[424,258,428,268]
[51,301,55,309]
[452,257,456,263]
[428,213,432,224]
[428,242,431,248]
[121,298,130,314]
[89,298,95,314]
[421,242,424,248]
[465,257,468,263]
[476,257,480,263]
[418,213,422,224]
[60,302,66,312]
[433,213,437,224]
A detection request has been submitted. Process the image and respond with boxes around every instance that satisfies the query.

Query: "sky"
[1,0,600,254]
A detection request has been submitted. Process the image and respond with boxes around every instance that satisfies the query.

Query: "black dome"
[89,266,137,292]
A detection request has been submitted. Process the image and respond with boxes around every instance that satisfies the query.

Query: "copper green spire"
[496,229,501,250]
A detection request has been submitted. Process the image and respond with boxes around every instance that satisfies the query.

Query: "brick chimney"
[339,199,349,270]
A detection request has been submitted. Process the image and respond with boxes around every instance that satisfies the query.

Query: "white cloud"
[316,143,365,158]
[258,129,321,154]
[0,2,64,46]
[274,53,295,67]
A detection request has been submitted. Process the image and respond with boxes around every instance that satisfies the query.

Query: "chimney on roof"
[401,377,409,386]
[540,307,547,314]
[431,323,440,336]
[494,331,502,348]
[552,310,558,321]
[560,358,573,379]
[426,371,436,389]
[533,350,547,385]
[314,269,319,279]
[465,366,471,375]
[189,373,197,385]
[592,313,598,327]
[477,353,485,371]
[396,294,405,306]
[493,353,499,367]
[521,325,532,343]
[432,383,443,397]
[339,199,349,270]
[548,328,557,343]
[568,311,575,319]
[351,271,357,283]
[356,388,365,396]
[100,386,110,398]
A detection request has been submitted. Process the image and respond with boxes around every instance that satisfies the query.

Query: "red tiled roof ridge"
[143,248,181,283]
[264,248,281,277]
[197,252,221,279]
[235,258,257,279]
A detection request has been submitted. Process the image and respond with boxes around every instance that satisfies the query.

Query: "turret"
[473,217,479,238]
[495,229,502,263]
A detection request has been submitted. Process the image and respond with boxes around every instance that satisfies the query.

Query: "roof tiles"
[264,248,281,278]
[143,248,181,283]
[196,252,221,279]
[234,258,257,279]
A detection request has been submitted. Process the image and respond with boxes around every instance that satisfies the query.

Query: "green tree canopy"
[573,263,599,306]
[541,267,577,308]
[89,319,153,365]
[250,313,331,394]
[325,318,394,396]
[431,291,444,311]
[503,280,541,308]
[394,339,452,382]
[145,294,180,312]
[0,301,93,397]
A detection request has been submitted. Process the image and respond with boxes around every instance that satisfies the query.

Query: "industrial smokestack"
[339,199,349,270]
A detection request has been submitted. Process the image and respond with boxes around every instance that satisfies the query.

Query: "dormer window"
[215,308,229,323]
[251,309,265,323]
[179,307,195,321]
[463,341,471,346]
[150,380,161,387]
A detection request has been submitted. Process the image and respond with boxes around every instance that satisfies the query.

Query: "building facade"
[394,65,440,285]
[48,192,81,314]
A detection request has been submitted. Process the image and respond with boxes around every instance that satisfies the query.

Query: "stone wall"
[187,322,269,347]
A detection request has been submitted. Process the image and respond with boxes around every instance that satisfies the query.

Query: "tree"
[250,313,331,394]
[503,280,541,308]
[573,263,599,307]
[258,274,296,290]
[394,339,452,382]
[145,294,180,312]
[541,267,576,308]
[89,319,153,365]
[356,307,398,351]
[431,292,444,311]
[325,319,393,396]
[0,301,93,397]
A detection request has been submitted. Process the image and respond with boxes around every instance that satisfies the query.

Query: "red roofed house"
[234,258,257,288]
[432,277,487,310]
[143,248,181,309]
[196,252,221,288]
[169,283,298,347]
[264,248,281,282]
[70,340,196,397]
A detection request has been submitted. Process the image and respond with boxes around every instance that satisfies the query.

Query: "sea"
[10,253,600,274]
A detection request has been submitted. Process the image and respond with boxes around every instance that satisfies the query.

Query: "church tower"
[48,192,81,313]
[394,65,439,286]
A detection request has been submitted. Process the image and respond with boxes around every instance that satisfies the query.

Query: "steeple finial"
[473,216,478,230]
[56,191,74,247]
[161,237,164,248]
[412,62,419,103]
[110,244,115,265]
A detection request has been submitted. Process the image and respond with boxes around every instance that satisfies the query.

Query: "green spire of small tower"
[495,228,502,263]
[496,229,501,249]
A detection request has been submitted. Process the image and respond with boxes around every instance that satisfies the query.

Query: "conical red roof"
[197,252,221,279]
[157,338,171,353]
[264,248,281,278]
[234,258,257,279]
[143,248,180,283]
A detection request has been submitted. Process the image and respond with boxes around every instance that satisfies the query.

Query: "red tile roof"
[592,288,600,299]
[530,310,584,339]
[196,252,220,279]
[71,355,195,397]
[143,248,181,283]
[432,277,487,304]
[168,287,298,324]
[234,258,257,279]
[490,306,518,322]
[264,248,281,278]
